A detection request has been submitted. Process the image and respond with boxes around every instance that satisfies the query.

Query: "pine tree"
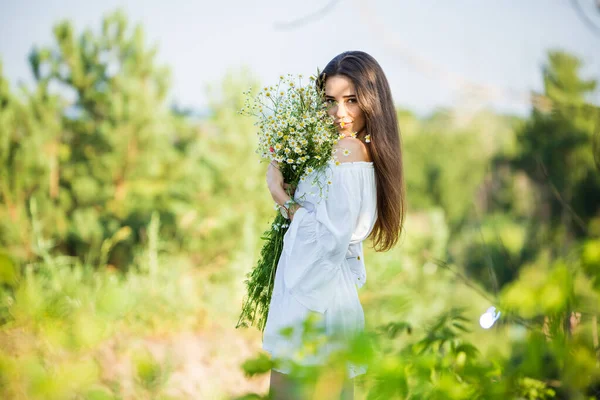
[0,10,207,268]
[513,51,600,256]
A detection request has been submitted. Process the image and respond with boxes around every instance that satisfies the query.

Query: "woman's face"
[324,75,366,136]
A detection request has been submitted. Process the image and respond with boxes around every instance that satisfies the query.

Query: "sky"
[1,0,599,116]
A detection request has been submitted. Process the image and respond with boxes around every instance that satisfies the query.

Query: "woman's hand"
[266,161,301,220]
[266,161,285,200]
[267,161,296,203]
[283,183,296,197]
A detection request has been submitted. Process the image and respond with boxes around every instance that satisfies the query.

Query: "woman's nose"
[335,102,347,118]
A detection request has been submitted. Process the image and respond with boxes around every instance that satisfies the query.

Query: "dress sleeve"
[281,165,366,313]
[346,242,367,289]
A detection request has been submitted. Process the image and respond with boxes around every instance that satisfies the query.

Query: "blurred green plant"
[0,209,203,398]
[0,10,234,269]
[133,348,173,395]
[0,6,599,399]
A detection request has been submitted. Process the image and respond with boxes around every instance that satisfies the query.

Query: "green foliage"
[510,51,600,245]
[450,214,526,292]
[1,7,600,398]
[501,259,575,318]
[0,10,212,268]
[516,377,557,400]
[403,121,488,228]
[366,309,498,400]
[236,214,287,331]
[133,348,172,393]
[582,238,600,290]
[241,352,275,377]
[0,217,205,398]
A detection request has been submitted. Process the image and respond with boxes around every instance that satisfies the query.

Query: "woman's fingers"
[283,183,296,195]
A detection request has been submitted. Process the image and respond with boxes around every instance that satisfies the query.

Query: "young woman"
[263,50,406,399]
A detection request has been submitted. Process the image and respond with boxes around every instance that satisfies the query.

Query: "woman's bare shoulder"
[334,137,371,163]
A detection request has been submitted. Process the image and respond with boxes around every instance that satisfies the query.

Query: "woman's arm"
[266,161,301,221]
[278,166,363,313]
[270,188,301,221]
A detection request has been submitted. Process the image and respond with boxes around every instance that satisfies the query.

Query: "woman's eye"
[324,98,356,105]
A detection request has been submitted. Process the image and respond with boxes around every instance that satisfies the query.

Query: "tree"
[511,51,599,257]
[0,10,209,268]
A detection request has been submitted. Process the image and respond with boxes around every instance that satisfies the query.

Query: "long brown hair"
[317,51,406,252]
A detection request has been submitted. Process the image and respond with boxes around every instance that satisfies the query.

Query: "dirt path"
[96,320,269,399]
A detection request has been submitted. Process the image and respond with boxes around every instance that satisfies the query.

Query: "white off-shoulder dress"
[262,159,377,379]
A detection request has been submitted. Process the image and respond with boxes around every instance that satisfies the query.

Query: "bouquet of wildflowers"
[236,73,339,331]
